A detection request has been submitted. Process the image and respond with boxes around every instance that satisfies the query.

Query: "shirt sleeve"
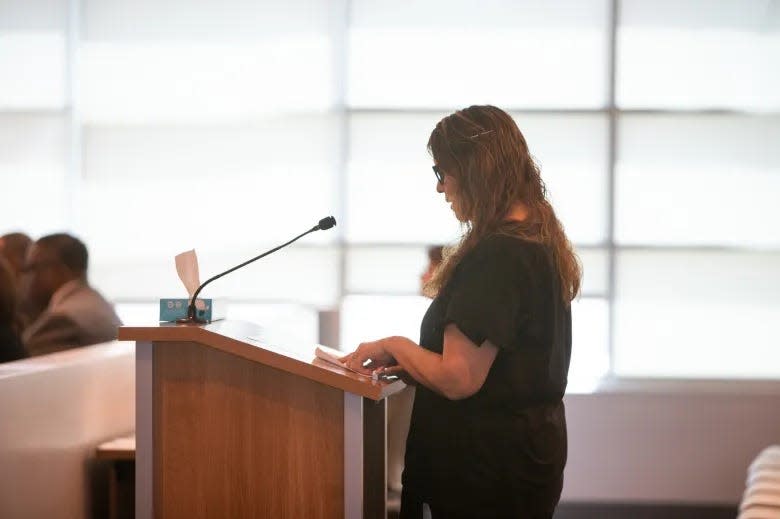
[443,242,533,352]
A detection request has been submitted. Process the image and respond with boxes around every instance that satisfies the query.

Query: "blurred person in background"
[1,232,38,328]
[0,257,27,363]
[419,245,444,295]
[0,232,32,279]
[387,245,445,499]
[342,105,580,518]
[21,233,121,356]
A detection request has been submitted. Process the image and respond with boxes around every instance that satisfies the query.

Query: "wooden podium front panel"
[153,341,344,518]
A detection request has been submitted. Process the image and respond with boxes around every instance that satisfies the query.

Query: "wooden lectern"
[119,320,405,519]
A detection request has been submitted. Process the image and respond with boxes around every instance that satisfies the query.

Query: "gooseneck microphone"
[178,216,337,324]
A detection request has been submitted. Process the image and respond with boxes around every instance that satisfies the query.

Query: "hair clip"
[468,129,494,139]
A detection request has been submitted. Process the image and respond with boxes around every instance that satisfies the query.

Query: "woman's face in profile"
[435,167,465,221]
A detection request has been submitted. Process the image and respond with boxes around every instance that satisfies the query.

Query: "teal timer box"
[159,298,223,322]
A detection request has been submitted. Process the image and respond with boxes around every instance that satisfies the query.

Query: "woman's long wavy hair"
[425,105,581,304]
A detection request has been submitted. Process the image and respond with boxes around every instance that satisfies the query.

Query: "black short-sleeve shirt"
[401,235,571,517]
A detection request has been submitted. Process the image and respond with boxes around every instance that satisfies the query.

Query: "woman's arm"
[341,324,498,400]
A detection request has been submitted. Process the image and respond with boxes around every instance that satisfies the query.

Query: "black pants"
[399,475,563,519]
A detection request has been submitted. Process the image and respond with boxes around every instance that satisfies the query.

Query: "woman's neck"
[505,202,529,223]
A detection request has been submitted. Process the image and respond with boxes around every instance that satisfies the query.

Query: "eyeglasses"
[432,165,444,184]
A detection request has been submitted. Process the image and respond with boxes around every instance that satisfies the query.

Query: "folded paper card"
[159,249,224,322]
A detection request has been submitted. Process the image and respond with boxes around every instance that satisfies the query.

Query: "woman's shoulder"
[468,233,549,265]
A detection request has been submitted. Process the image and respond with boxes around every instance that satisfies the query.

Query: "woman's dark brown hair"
[426,105,581,304]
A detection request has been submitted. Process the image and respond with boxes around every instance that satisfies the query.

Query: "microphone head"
[318,216,337,230]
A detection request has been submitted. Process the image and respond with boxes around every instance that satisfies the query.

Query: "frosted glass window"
[346,246,430,295]
[0,33,66,109]
[224,303,319,345]
[346,113,461,244]
[0,0,67,109]
[91,246,339,308]
[510,113,608,245]
[348,112,607,245]
[340,295,431,350]
[348,0,609,108]
[615,114,780,247]
[80,117,339,254]
[80,0,341,123]
[82,0,341,41]
[83,115,340,181]
[346,245,608,297]
[0,115,68,237]
[568,297,609,391]
[618,0,780,111]
[614,250,780,379]
[577,247,608,297]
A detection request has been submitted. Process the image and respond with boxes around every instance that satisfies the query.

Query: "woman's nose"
[436,181,444,193]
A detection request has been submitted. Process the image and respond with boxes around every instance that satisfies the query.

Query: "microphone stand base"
[175,317,208,325]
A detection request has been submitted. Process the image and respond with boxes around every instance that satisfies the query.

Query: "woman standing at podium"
[342,105,581,519]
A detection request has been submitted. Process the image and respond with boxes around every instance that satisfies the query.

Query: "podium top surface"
[119,320,405,401]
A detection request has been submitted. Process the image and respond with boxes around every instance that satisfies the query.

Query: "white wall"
[562,380,780,505]
[0,342,135,519]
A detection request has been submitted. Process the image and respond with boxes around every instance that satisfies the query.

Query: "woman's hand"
[339,338,397,375]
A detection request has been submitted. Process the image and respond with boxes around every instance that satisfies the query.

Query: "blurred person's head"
[0,258,22,333]
[21,233,88,313]
[420,245,444,295]
[427,105,581,303]
[0,232,32,279]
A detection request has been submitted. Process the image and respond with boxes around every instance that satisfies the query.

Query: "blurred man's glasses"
[432,165,444,184]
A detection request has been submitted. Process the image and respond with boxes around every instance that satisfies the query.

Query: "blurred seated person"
[21,233,121,356]
[387,245,445,494]
[0,257,27,363]
[420,245,444,296]
[0,232,32,279]
[1,231,37,328]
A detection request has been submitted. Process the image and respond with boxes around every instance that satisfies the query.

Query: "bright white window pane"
[577,247,608,297]
[91,246,339,308]
[346,245,608,296]
[614,250,780,379]
[0,0,66,29]
[347,246,430,295]
[348,112,608,245]
[510,113,608,245]
[82,0,341,41]
[0,0,67,109]
[113,302,157,325]
[80,0,340,123]
[83,115,340,182]
[568,297,609,392]
[347,113,461,244]
[224,303,319,345]
[79,41,334,124]
[340,295,431,351]
[0,115,67,237]
[618,0,780,111]
[616,114,780,247]
[0,33,66,109]
[79,117,339,250]
[348,0,609,109]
